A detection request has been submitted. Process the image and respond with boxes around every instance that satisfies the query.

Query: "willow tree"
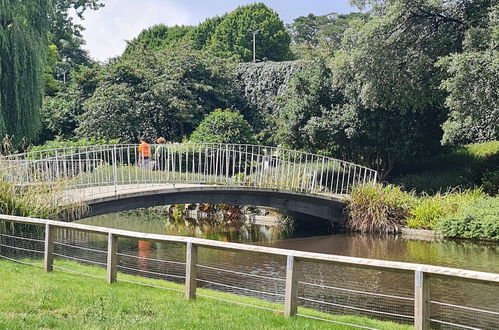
[0,0,51,145]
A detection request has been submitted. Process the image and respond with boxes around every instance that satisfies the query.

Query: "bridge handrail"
[1,143,375,171]
[1,143,378,197]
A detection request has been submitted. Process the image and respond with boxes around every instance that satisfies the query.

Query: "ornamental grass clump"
[346,184,415,233]
[0,180,87,220]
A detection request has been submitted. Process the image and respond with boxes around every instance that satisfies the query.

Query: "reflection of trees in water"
[79,206,294,244]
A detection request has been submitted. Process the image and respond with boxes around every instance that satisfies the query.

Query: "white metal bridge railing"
[0,143,377,200]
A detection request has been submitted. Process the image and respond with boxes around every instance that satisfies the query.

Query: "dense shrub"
[436,197,499,241]
[407,190,483,229]
[28,138,119,153]
[346,184,415,233]
[395,141,499,193]
[190,109,255,144]
[482,170,499,196]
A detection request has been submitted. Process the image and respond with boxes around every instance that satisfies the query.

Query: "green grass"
[0,259,411,329]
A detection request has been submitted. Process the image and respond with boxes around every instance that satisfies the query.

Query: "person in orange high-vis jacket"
[138,136,151,169]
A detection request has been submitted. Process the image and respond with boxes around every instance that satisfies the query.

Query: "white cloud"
[76,0,190,62]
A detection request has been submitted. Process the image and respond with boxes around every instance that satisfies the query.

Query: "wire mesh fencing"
[429,276,499,329]
[296,260,415,324]
[1,215,499,330]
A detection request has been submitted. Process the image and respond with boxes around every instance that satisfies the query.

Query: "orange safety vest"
[138,142,150,158]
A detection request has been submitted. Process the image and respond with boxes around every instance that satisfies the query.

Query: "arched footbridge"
[1,143,377,222]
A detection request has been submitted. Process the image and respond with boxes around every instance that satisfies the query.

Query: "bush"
[482,170,499,196]
[346,184,415,233]
[28,138,120,153]
[394,141,499,194]
[436,197,499,241]
[190,109,255,144]
[407,190,483,229]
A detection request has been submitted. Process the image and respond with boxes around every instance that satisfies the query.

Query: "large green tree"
[207,3,292,62]
[0,0,52,145]
[78,47,237,142]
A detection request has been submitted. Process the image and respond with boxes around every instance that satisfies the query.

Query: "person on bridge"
[154,137,167,170]
[138,137,151,169]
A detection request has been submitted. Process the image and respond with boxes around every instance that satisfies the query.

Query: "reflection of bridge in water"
[1,143,378,221]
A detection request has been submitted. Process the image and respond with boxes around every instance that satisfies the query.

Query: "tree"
[189,15,226,50]
[50,0,103,66]
[234,60,302,139]
[77,47,237,142]
[122,24,194,58]
[207,3,292,62]
[0,0,52,145]
[275,58,343,151]
[41,65,101,141]
[439,4,499,146]
[288,12,368,50]
[190,109,255,144]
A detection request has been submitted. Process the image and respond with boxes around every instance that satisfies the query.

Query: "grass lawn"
[0,259,412,329]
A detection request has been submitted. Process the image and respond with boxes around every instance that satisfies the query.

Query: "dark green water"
[78,211,499,273]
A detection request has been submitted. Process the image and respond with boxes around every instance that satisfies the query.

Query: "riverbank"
[0,259,410,329]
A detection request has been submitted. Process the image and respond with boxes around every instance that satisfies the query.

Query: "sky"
[74,0,357,61]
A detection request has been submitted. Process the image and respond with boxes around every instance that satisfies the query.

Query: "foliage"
[207,3,292,62]
[436,197,499,241]
[49,0,102,66]
[41,65,102,141]
[482,170,499,196]
[190,109,255,144]
[122,24,194,58]
[407,190,484,230]
[346,184,415,233]
[287,12,368,56]
[234,60,302,137]
[0,180,86,220]
[0,0,52,145]
[189,15,226,50]
[438,4,499,146]
[78,47,237,142]
[439,51,499,145]
[394,141,499,193]
[28,137,119,153]
[44,44,61,96]
[275,57,343,152]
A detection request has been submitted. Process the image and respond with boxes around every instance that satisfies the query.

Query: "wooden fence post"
[44,223,54,272]
[284,255,298,316]
[185,242,197,300]
[414,270,430,330]
[107,233,118,283]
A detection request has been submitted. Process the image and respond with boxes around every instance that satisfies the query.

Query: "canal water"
[75,209,499,328]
